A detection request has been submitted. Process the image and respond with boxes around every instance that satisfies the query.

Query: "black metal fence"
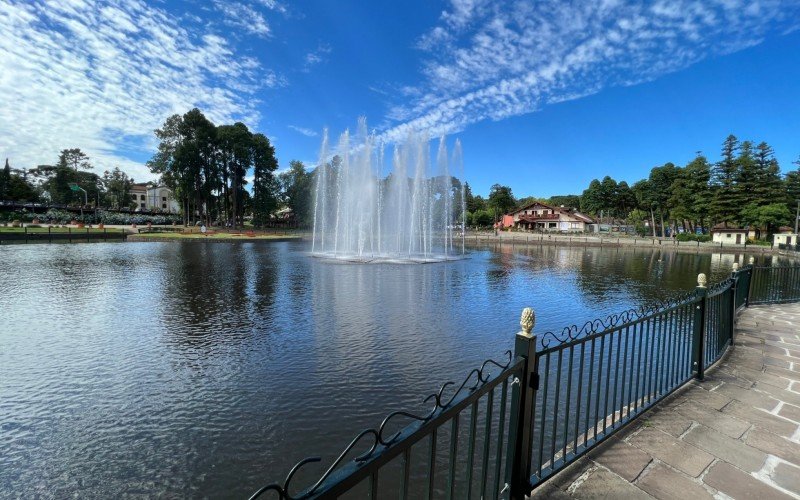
[252,264,799,500]
[0,227,127,244]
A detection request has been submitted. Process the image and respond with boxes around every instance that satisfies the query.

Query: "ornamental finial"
[519,307,535,336]
[697,273,707,288]
[732,262,739,272]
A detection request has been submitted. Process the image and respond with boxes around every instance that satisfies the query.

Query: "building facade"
[130,184,179,213]
[508,202,595,232]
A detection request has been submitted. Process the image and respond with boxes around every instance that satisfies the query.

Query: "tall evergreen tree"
[251,133,279,227]
[0,158,10,200]
[709,135,741,226]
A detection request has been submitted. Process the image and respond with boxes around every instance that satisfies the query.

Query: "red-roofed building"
[507,202,595,233]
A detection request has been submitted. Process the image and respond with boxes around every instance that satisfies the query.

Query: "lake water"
[0,241,783,497]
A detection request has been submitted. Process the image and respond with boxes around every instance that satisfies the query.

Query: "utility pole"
[795,199,799,235]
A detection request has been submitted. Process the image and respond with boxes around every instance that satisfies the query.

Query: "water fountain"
[311,118,466,263]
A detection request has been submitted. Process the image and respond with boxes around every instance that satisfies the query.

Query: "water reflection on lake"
[0,241,787,497]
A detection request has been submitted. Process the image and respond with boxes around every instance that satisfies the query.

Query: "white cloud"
[213,1,271,38]
[0,0,276,181]
[380,0,800,143]
[303,43,332,71]
[288,125,319,137]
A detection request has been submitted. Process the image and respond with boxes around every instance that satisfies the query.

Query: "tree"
[487,184,516,219]
[0,159,10,200]
[647,163,679,236]
[740,203,791,236]
[668,154,711,232]
[251,133,279,226]
[548,194,581,209]
[217,122,251,226]
[280,160,312,225]
[581,179,603,215]
[102,167,133,209]
[752,142,783,205]
[709,135,740,226]
[57,148,92,171]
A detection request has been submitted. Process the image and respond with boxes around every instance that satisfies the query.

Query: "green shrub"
[676,233,710,242]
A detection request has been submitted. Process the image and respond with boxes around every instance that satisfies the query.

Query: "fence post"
[730,263,739,339]
[508,307,538,500]
[745,257,755,307]
[692,273,708,380]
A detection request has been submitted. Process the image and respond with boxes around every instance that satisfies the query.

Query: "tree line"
[1,149,139,210]
[466,135,800,237]
[2,108,315,228]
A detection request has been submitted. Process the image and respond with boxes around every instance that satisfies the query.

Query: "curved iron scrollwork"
[539,291,698,348]
[249,350,514,500]
[707,277,734,297]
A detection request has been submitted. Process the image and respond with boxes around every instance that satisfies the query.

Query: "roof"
[710,227,748,233]
[511,201,595,224]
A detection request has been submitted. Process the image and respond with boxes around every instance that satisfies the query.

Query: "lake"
[0,241,783,497]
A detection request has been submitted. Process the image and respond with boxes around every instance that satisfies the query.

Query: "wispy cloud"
[0,0,277,181]
[213,1,271,38]
[381,0,800,143]
[288,125,319,137]
[303,43,332,72]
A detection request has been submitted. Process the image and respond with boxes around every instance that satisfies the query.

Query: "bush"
[676,233,711,243]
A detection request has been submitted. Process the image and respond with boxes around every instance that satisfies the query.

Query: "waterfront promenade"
[532,303,800,499]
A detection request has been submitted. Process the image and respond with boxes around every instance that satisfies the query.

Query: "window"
[140,194,145,200]
[162,196,166,202]
[727,234,732,238]
[162,203,167,209]
[140,203,145,209]
[131,194,136,200]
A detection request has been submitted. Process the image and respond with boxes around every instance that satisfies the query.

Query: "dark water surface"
[0,241,784,498]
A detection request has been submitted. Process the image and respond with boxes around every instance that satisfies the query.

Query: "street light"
[69,183,87,219]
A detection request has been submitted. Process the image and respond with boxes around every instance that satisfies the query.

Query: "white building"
[130,183,179,213]
[711,228,748,245]
[773,233,798,246]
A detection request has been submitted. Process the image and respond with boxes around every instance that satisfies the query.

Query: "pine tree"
[709,135,740,226]
[0,158,11,200]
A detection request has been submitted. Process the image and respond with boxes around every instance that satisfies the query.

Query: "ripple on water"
[0,241,768,497]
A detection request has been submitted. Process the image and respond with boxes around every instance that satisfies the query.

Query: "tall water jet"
[311,118,465,262]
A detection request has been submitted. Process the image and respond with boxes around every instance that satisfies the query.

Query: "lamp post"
[69,183,87,219]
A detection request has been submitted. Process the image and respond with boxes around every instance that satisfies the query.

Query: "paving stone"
[681,386,732,411]
[674,400,750,438]
[772,461,800,494]
[628,428,714,477]
[589,438,652,482]
[636,463,714,500]
[724,366,792,390]
[745,428,800,466]
[530,481,572,499]
[641,409,692,438]
[549,456,593,489]
[568,466,653,499]
[713,382,780,410]
[721,400,798,438]
[703,461,794,500]
[778,403,800,422]
[682,424,767,472]
[753,382,800,407]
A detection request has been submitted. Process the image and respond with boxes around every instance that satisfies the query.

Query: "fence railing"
[251,262,799,499]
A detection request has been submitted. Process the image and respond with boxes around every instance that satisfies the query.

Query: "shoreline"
[467,231,796,256]
[127,234,303,243]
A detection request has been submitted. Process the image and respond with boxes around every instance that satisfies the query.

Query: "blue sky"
[1,0,799,198]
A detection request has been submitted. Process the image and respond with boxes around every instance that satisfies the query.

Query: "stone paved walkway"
[532,303,800,500]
